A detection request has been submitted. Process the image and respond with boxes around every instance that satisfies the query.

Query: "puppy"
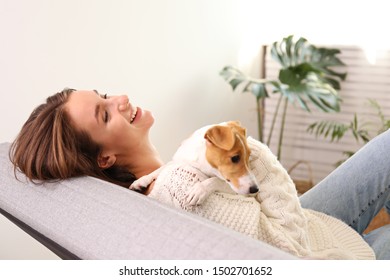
[130,121,259,205]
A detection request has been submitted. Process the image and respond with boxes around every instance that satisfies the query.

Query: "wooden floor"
[364,208,390,234]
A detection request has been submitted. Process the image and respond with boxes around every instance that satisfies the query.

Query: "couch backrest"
[0,142,295,259]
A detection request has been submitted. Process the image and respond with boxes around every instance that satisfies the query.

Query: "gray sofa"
[0,142,295,259]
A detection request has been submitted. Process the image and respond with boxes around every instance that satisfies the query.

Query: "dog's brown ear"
[227,120,241,127]
[227,121,246,138]
[205,125,235,150]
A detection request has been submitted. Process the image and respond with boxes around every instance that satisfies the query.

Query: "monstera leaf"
[219,66,269,101]
[271,35,346,112]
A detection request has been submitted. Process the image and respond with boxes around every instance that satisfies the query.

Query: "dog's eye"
[231,155,240,163]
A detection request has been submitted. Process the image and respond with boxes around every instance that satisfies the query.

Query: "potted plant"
[220,35,347,160]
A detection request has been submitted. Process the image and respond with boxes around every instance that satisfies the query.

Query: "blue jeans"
[299,129,390,259]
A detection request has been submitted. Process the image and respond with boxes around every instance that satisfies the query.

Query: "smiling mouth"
[130,105,138,123]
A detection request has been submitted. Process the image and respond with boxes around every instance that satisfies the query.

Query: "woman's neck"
[118,142,164,179]
[131,156,163,179]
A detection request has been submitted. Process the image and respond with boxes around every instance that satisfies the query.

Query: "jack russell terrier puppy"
[130,121,259,205]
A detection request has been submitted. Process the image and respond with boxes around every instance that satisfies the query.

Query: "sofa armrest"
[0,142,295,259]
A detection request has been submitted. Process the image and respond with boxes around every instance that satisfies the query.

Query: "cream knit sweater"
[149,137,375,259]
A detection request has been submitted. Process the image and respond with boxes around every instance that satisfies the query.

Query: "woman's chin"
[136,109,155,129]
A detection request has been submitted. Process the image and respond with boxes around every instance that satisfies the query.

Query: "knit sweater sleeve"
[247,137,310,249]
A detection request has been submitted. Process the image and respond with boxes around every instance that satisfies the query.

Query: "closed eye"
[103,94,109,123]
[94,90,110,124]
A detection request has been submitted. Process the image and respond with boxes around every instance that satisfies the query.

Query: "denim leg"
[299,129,390,235]
[386,200,390,215]
[363,225,390,259]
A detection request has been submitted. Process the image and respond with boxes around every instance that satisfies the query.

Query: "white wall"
[2,0,390,160]
[0,0,261,158]
[1,0,389,259]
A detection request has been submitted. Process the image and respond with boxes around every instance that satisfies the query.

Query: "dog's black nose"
[249,185,259,194]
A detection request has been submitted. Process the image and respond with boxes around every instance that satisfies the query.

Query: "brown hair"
[9,88,135,188]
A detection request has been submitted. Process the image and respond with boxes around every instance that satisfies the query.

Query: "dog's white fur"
[130,122,258,205]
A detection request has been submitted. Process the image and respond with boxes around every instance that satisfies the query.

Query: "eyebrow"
[93,90,101,124]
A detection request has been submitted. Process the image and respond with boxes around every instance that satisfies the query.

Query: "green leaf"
[229,78,244,90]
[270,41,283,66]
[219,66,247,91]
[268,36,346,113]
[295,94,310,112]
[293,37,307,65]
[307,120,350,142]
[251,83,269,99]
[279,68,302,87]
[285,35,294,65]
[219,65,270,101]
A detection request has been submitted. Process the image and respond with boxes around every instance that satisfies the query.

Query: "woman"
[10,88,162,189]
[10,88,390,259]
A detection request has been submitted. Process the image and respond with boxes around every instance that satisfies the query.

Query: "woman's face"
[65,90,154,164]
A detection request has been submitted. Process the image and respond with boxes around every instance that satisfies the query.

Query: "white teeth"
[130,105,137,123]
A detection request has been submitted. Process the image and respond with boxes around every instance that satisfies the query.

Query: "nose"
[249,185,259,194]
[116,95,130,111]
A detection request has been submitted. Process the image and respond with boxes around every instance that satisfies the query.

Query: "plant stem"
[277,97,289,160]
[267,94,283,146]
[256,97,264,142]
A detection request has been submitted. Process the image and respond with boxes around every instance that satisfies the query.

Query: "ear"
[227,120,241,127]
[204,125,235,150]
[97,154,117,169]
[227,120,246,138]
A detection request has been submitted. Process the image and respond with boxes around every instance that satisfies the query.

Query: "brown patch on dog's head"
[204,121,257,194]
[204,121,246,148]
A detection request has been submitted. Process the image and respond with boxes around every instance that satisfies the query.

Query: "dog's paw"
[129,176,153,192]
[184,182,210,206]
